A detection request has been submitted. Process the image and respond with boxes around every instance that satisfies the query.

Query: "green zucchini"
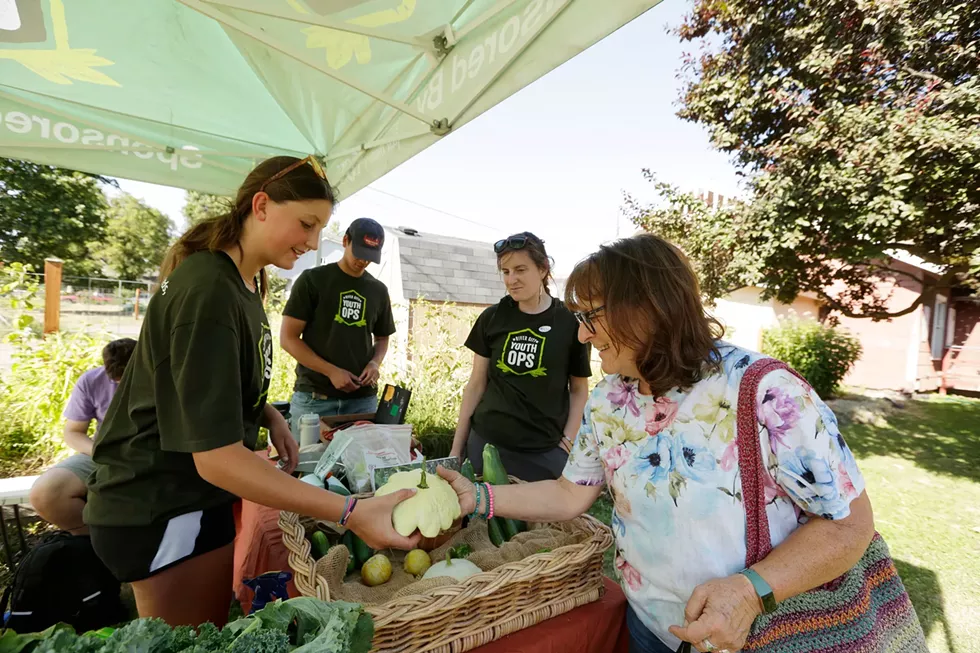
[352,533,373,567]
[341,530,357,574]
[310,530,330,560]
[460,459,476,482]
[487,516,506,547]
[482,444,528,541]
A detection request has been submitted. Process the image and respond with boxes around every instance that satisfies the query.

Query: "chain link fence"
[0,273,152,374]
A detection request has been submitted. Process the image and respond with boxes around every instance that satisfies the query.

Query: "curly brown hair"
[102,338,137,381]
[564,234,724,396]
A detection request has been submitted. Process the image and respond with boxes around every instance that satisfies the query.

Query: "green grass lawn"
[587,393,980,653]
[843,394,980,653]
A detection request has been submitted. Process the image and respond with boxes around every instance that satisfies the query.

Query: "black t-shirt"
[85,251,272,527]
[283,263,396,398]
[465,296,592,453]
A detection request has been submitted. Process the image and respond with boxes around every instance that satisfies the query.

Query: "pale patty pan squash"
[374,463,461,538]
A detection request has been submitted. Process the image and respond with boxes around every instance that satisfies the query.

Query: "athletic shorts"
[89,503,236,583]
[50,453,97,484]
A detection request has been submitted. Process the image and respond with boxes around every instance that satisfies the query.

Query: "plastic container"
[298,413,321,448]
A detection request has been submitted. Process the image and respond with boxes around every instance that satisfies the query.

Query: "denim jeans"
[288,391,378,433]
[627,604,676,653]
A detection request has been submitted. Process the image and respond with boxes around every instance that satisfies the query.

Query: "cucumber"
[341,530,357,574]
[352,533,373,567]
[487,516,506,547]
[502,517,526,540]
[481,444,509,485]
[460,459,476,482]
[310,530,330,560]
[481,444,527,541]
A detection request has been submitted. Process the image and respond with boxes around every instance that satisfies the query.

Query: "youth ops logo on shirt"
[335,289,367,327]
[497,329,547,377]
[254,323,273,407]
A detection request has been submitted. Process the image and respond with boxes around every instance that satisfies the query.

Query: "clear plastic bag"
[336,423,415,493]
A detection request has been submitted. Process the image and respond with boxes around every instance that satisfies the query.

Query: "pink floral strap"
[737,358,810,568]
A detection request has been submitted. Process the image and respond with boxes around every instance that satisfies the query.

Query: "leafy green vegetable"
[228,630,289,653]
[168,626,196,652]
[0,597,374,653]
[32,629,103,653]
[101,618,173,653]
[0,623,69,653]
[188,622,232,651]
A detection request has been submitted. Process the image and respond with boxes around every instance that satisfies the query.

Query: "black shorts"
[89,503,237,583]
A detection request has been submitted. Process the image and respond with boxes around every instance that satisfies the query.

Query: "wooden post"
[43,258,63,334]
[134,287,141,320]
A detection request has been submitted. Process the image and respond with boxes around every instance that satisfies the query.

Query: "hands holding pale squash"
[374,464,462,538]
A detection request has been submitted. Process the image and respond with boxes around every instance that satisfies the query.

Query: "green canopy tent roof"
[0,0,660,197]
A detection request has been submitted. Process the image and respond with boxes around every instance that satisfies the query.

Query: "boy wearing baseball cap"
[281,217,396,425]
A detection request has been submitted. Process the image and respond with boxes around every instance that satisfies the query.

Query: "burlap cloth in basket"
[317,521,584,605]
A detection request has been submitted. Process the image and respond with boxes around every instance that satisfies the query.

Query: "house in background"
[647,191,980,393]
[948,291,980,393]
[372,226,501,359]
[282,224,502,367]
[712,255,979,394]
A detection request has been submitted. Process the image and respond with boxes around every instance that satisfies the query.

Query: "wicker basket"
[279,487,613,653]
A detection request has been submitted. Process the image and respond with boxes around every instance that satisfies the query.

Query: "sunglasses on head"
[260,155,328,192]
[572,305,605,335]
[494,234,541,254]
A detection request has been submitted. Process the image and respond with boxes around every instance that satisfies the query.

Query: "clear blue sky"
[114,0,742,277]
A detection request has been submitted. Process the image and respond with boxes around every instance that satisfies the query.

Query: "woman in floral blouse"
[439,234,875,653]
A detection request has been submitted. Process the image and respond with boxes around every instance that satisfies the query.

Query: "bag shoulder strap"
[736,358,810,567]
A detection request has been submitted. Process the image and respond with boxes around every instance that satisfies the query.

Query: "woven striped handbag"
[728,358,928,652]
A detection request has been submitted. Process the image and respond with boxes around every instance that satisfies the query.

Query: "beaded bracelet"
[485,483,495,520]
[468,483,482,520]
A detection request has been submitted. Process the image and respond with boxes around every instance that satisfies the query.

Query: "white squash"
[421,554,482,581]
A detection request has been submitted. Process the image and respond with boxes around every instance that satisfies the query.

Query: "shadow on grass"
[840,397,980,484]
[895,557,957,653]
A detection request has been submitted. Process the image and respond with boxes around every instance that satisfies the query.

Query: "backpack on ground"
[1,531,126,633]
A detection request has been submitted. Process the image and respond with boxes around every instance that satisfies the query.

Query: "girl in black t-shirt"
[85,157,420,628]
[450,232,592,481]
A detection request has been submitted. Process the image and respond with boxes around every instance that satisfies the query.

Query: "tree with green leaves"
[649,0,979,319]
[182,190,232,229]
[100,193,174,281]
[265,269,289,313]
[0,158,111,276]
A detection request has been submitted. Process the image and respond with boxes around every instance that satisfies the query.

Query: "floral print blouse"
[562,343,866,649]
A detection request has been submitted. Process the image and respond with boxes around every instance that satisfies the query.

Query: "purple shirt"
[63,366,118,428]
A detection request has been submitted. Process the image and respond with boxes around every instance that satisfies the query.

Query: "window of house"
[930,297,948,360]
[946,306,956,348]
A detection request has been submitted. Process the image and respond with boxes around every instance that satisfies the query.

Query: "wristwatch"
[740,568,777,614]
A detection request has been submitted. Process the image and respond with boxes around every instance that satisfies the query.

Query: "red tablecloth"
[233,500,628,653]
[468,577,629,653]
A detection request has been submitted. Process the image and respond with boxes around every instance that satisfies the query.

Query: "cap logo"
[363,235,381,247]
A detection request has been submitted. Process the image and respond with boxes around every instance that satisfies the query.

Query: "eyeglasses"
[260,155,328,192]
[572,305,605,335]
[494,234,541,254]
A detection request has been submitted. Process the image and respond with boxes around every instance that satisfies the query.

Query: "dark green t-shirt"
[283,263,396,398]
[84,251,272,528]
[465,296,592,453]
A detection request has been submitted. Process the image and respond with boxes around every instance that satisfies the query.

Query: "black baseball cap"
[346,217,385,264]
